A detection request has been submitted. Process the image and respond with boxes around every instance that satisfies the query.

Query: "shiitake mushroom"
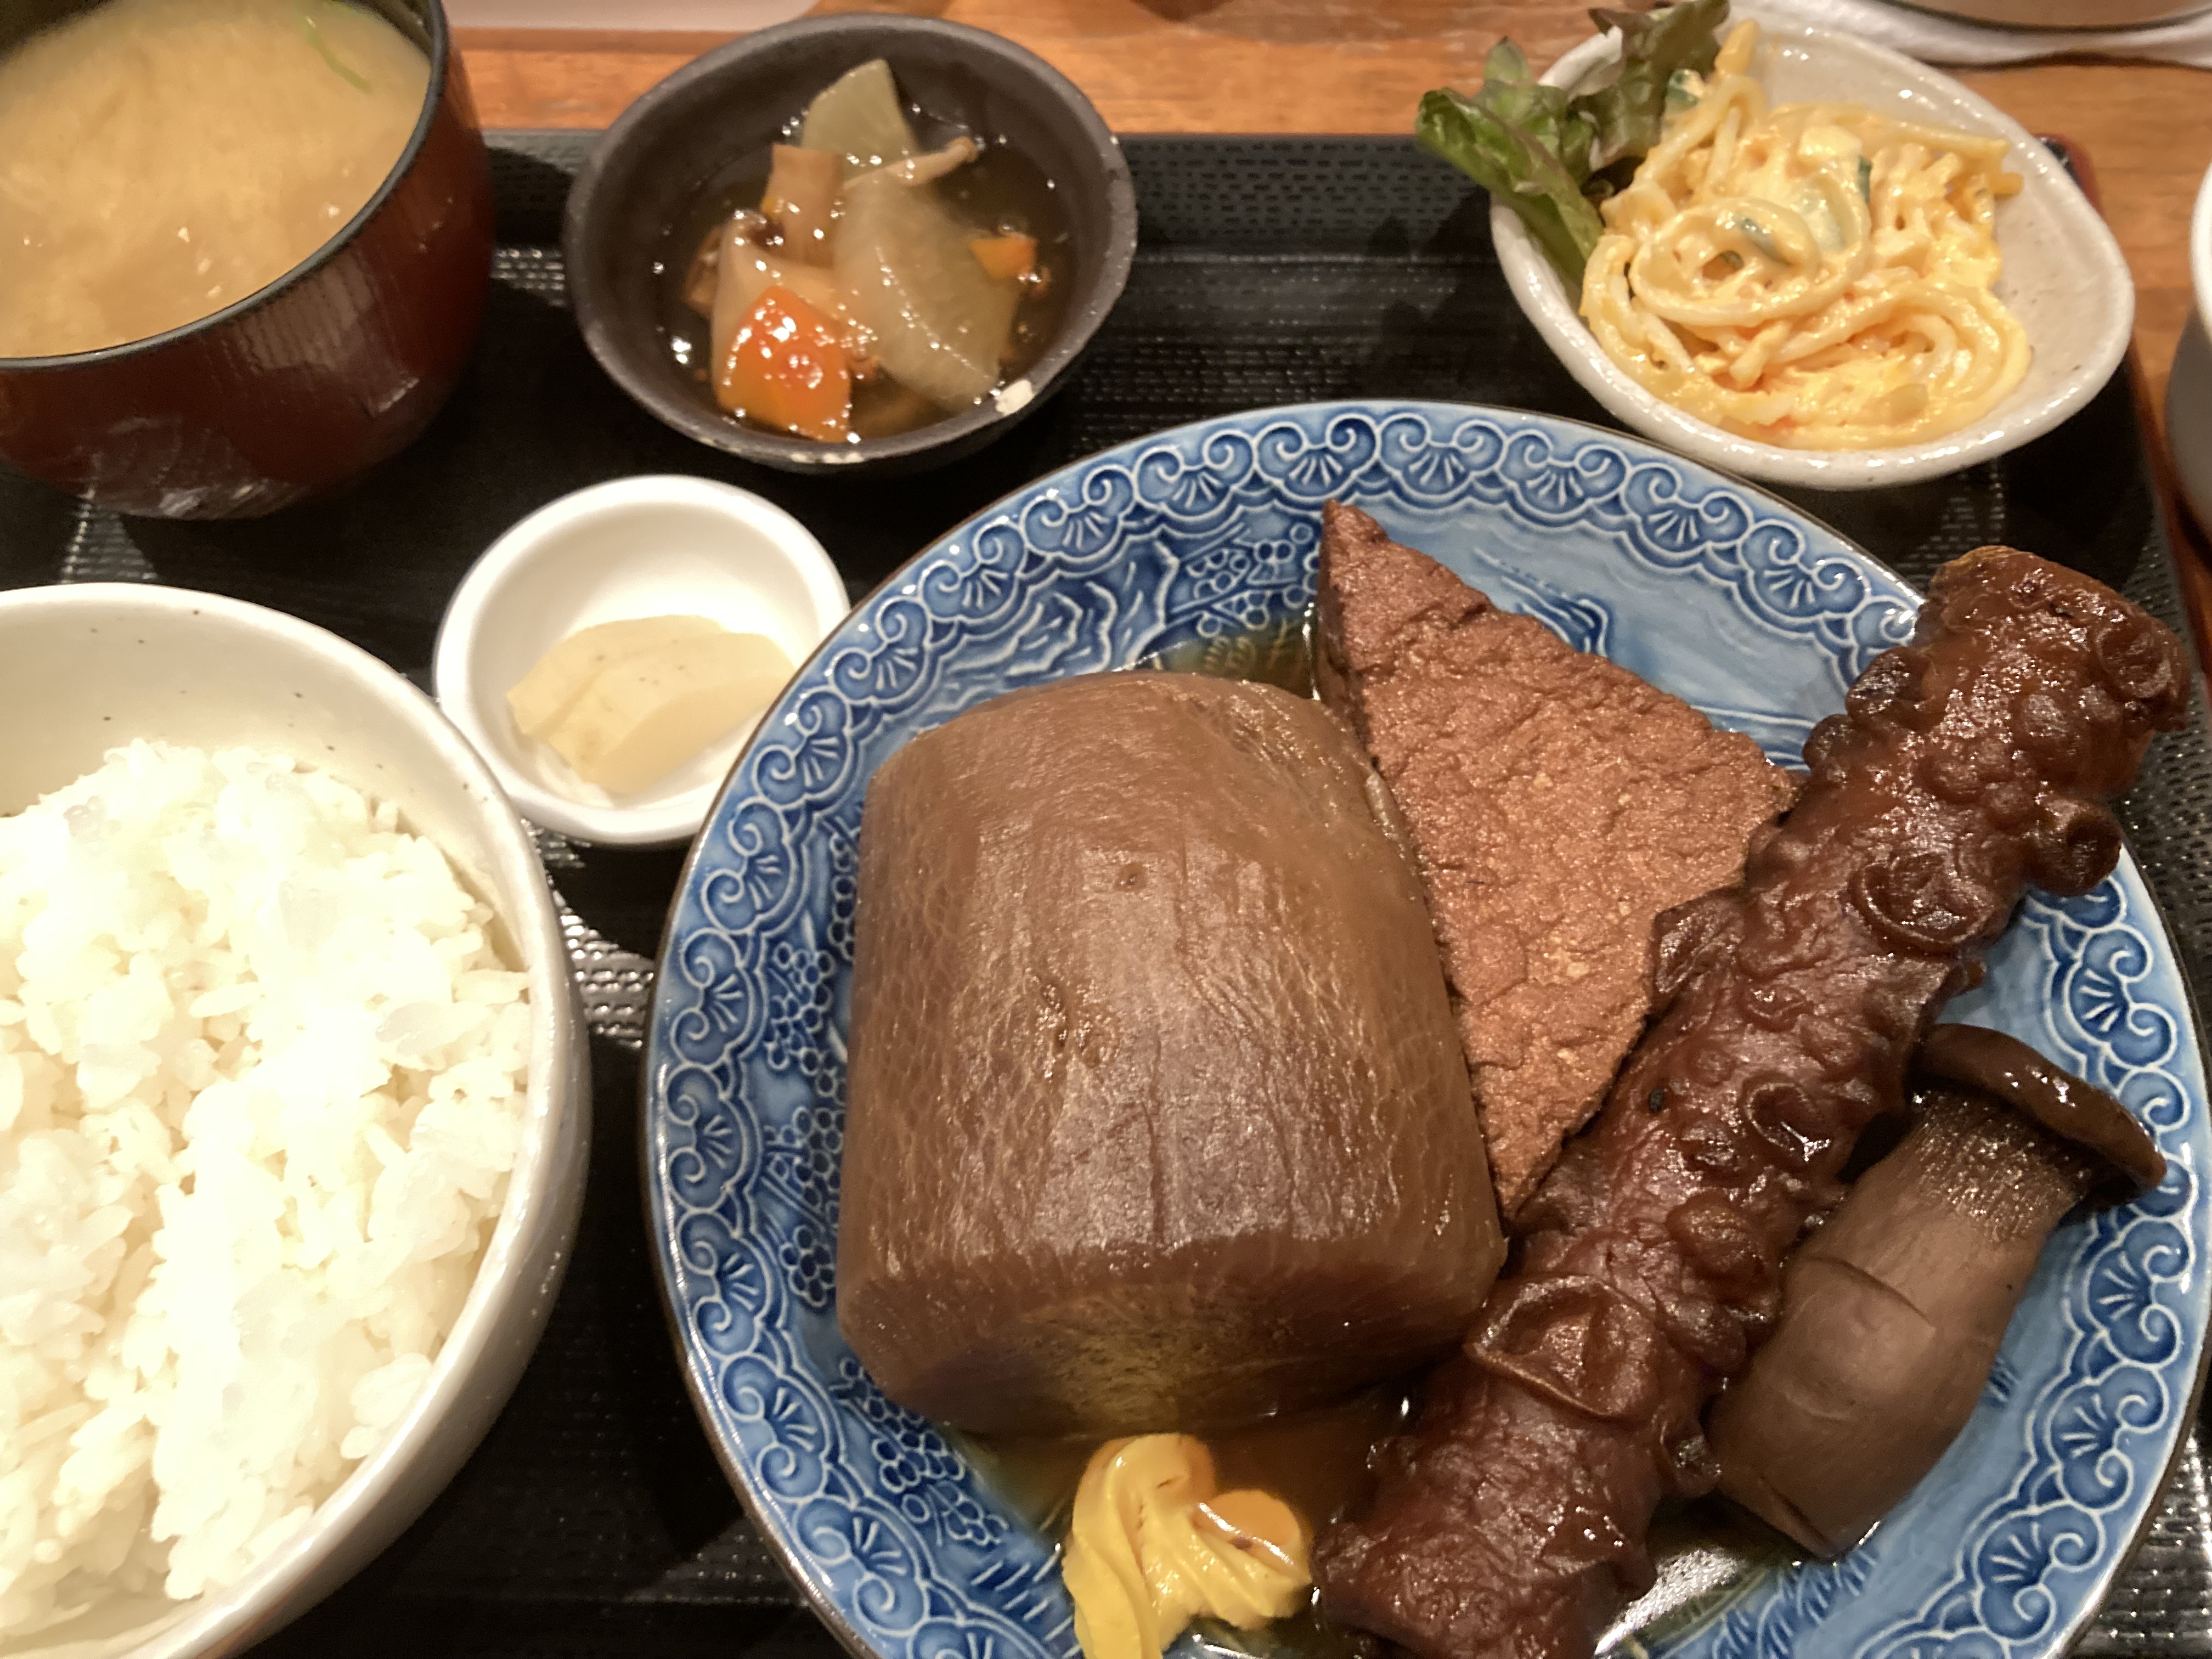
[1707,1024,2164,1557]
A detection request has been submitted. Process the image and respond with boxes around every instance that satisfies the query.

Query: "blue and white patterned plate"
[642,403,2210,1659]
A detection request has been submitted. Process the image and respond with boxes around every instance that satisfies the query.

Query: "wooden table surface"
[456,2,2212,641]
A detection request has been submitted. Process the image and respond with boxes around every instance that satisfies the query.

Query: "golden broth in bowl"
[0,0,428,360]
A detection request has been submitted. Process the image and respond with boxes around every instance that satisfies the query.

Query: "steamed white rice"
[0,742,529,1638]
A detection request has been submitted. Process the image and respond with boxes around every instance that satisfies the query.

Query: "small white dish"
[435,476,849,848]
[1490,14,2135,491]
[2166,160,2212,540]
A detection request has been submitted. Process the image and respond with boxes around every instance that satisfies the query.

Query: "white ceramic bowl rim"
[1489,11,2136,490]
[0,584,575,1659]
[2192,159,2212,336]
[433,475,850,848]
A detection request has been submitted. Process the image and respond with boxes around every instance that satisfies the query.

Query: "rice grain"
[0,742,528,1636]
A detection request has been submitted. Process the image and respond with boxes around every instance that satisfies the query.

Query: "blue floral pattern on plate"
[643,403,2209,1659]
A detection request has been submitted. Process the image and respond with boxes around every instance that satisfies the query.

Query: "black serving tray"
[4,132,2211,1658]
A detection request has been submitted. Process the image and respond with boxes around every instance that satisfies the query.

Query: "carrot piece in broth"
[969,232,1037,281]
[716,285,852,442]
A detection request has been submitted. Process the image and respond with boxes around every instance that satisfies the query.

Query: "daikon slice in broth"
[0,0,428,360]
[657,61,1071,444]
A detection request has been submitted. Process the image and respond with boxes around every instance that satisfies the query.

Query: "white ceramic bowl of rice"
[0,584,587,1659]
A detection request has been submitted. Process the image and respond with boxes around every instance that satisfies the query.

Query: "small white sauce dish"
[435,475,849,848]
[1490,14,2134,491]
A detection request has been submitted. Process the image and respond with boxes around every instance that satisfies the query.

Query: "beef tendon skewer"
[1310,546,2190,1659]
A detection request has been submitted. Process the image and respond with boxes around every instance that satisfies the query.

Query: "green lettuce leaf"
[1581,0,1730,170]
[1415,43,1605,282]
[1415,0,1730,283]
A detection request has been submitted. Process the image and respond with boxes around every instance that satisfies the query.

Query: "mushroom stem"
[1707,1026,2163,1558]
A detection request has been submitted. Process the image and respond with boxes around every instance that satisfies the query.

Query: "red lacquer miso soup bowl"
[0,0,494,520]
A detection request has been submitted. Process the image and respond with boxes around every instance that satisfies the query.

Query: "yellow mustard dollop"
[1062,1435,1311,1659]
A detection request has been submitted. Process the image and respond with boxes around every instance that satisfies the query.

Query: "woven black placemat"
[3,131,2209,1658]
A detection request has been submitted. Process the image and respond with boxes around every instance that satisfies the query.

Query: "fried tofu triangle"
[1311,548,2190,1659]
[1316,503,1795,1217]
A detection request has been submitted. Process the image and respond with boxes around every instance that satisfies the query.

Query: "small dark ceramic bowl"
[0,0,494,520]
[563,16,1138,475]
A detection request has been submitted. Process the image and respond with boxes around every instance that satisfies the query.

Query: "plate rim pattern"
[642,400,2211,1659]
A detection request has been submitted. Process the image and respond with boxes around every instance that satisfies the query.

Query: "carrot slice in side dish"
[969,232,1037,282]
[716,285,852,442]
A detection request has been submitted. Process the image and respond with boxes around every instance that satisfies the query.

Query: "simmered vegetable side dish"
[669,60,1064,443]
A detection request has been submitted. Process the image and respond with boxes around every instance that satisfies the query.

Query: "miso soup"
[655,59,1073,445]
[0,0,429,360]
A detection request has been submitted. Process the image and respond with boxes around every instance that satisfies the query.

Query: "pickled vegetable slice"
[545,631,794,795]
[509,614,729,740]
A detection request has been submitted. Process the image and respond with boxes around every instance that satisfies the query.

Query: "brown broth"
[965,1392,1788,1659]
[1136,615,1317,698]
[654,114,1073,443]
